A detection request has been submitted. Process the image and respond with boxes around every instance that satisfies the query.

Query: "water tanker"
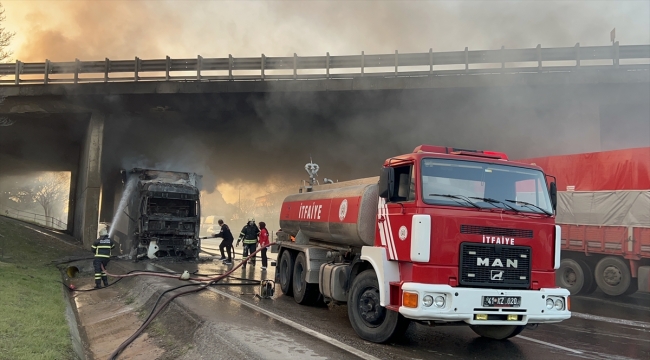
[280,180,378,248]
[273,146,570,344]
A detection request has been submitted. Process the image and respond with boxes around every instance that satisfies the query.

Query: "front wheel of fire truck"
[470,325,525,340]
[348,269,410,343]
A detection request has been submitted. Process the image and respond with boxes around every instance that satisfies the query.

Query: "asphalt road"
[123,242,650,360]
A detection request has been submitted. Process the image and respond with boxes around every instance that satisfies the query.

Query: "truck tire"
[556,258,596,295]
[292,252,320,305]
[347,269,410,343]
[594,256,637,296]
[470,325,525,340]
[279,250,294,296]
[579,260,598,295]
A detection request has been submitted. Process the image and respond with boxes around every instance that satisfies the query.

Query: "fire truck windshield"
[421,158,553,214]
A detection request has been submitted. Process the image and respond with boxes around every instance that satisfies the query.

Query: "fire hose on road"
[64,243,277,360]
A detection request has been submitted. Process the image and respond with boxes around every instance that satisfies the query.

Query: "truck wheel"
[292,252,320,305]
[347,269,410,343]
[279,250,294,296]
[595,256,636,296]
[470,325,525,340]
[557,259,595,295]
[579,260,598,295]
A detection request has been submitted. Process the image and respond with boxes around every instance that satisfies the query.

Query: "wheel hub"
[358,288,385,326]
[563,268,577,286]
[603,265,622,286]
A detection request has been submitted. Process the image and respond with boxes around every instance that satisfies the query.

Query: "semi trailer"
[110,168,202,260]
[272,145,570,343]
[520,147,650,296]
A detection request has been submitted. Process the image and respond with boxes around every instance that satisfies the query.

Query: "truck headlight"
[434,295,446,308]
[546,298,554,309]
[554,299,564,311]
[422,295,434,307]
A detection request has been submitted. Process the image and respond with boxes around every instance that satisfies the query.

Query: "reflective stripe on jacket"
[92,236,115,258]
[240,224,260,244]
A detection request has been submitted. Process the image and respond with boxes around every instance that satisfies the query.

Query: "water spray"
[108,175,138,238]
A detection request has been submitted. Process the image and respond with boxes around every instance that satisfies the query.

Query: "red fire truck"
[273,145,570,343]
[519,147,650,297]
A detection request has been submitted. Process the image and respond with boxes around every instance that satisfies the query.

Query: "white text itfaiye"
[482,235,515,245]
[298,203,323,220]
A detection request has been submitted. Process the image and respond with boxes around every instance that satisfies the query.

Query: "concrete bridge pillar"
[73,112,104,248]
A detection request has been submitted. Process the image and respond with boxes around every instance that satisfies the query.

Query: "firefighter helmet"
[99,228,108,236]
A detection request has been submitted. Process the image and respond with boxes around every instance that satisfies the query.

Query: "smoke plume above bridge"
[7,1,649,61]
[1,1,649,219]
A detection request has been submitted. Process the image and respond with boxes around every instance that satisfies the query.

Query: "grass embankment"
[0,217,87,360]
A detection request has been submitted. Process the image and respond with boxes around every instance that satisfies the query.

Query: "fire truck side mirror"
[549,182,557,211]
[378,167,395,199]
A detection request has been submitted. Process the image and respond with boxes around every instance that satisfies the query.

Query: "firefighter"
[213,219,234,265]
[238,218,260,266]
[258,221,270,270]
[92,228,115,289]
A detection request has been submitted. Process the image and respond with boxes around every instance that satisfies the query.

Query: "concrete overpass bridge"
[0,43,648,247]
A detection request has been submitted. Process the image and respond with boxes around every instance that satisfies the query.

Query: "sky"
[2,0,649,210]
[3,1,649,63]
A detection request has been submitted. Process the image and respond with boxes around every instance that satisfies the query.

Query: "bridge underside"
[0,71,648,247]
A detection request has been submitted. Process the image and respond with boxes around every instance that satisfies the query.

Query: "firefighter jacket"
[240,224,260,244]
[92,235,115,258]
[213,224,234,242]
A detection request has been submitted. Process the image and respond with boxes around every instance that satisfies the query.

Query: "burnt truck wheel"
[347,269,410,343]
[470,325,525,340]
[279,250,295,296]
[595,256,637,296]
[557,258,596,295]
[292,252,320,305]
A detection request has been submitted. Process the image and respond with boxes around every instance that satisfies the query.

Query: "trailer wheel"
[347,269,410,343]
[292,252,320,305]
[279,250,295,296]
[557,258,596,295]
[470,325,525,340]
[595,256,637,296]
[579,260,598,295]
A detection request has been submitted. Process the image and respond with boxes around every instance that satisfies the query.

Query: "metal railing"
[0,204,67,230]
[1,43,648,85]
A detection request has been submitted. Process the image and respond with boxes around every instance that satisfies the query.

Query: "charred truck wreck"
[111,168,201,260]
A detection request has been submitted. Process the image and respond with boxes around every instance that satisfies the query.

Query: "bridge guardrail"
[0,204,67,230]
[0,43,648,85]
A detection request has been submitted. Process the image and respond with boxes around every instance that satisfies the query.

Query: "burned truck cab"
[113,168,201,260]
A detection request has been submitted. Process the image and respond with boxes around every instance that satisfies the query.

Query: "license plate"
[482,296,521,307]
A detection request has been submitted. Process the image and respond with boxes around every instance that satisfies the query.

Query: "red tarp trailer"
[517,147,650,296]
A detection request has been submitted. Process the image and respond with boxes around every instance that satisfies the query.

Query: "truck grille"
[461,225,533,238]
[459,243,531,289]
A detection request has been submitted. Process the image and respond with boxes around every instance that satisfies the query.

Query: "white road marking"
[571,312,650,329]
[518,335,584,354]
[153,264,381,360]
